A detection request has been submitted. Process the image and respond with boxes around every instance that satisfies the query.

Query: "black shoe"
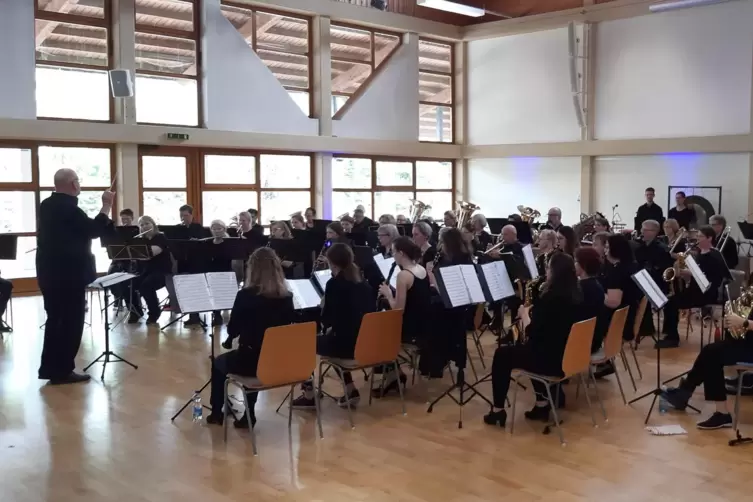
[0,325,11,333]
[696,412,732,430]
[146,314,160,325]
[524,405,551,422]
[371,374,407,399]
[127,313,142,324]
[291,395,316,409]
[660,386,692,411]
[205,412,224,426]
[233,413,257,429]
[49,372,92,385]
[337,389,361,408]
[655,338,680,349]
[212,313,223,327]
[593,361,616,380]
[184,318,201,327]
[483,409,507,427]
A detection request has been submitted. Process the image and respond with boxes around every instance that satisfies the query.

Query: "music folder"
[521,244,539,280]
[477,261,516,302]
[269,238,309,262]
[312,269,332,294]
[106,239,152,261]
[373,254,398,289]
[89,271,136,289]
[631,269,668,310]
[286,279,322,309]
[434,264,486,309]
[0,234,19,261]
[165,271,239,314]
[683,255,711,293]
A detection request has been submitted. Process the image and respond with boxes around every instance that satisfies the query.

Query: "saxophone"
[725,285,753,339]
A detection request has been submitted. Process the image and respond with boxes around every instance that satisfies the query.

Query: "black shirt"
[578,277,609,350]
[526,291,579,374]
[145,233,172,274]
[36,192,112,290]
[475,231,493,253]
[634,203,664,232]
[352,217,374,233]
[402,270,432,343]
[694,249,729,302]
[668,207,694,231]
[634,239,672,285]
[713,234,738,270]
[226,287,295,353]
[419,245,436,268]
[603,260,641,310]
[250,224,264,236]
[540,222,562,232]
[321,273,374,341]
[207,239,233,273]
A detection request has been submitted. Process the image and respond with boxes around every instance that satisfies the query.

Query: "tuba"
[725,284,753,338]
[516,205,541,225]
[408,199,431,223]
[455,201,480,228]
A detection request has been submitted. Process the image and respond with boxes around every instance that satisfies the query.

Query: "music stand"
[84,272,139,380]
[0,234,18,333]
[105,241,151,320]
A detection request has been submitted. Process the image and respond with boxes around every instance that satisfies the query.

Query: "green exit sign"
[166,133,189,141]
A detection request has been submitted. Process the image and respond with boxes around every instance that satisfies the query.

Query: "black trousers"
[38,284,87,379]
[0,277,13,318]
[303,331,356,390]
[129,272,166,317]
[681,339,753,401]
[662,289,705,340]
[210,348,259,414]
[491,343,562,409]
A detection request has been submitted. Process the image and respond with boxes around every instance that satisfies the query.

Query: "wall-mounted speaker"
[109,69,134,98]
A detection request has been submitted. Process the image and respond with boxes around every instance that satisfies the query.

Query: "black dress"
[578,277,609,352]
[317,274,375,359]
[602,260,642,341]
[401,270,432,345]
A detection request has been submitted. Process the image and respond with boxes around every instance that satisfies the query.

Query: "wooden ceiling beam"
[36,0,81,46]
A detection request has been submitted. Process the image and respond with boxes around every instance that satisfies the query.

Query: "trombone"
[716,225,731,251]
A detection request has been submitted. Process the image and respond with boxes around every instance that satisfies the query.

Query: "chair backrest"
[632,296,648,338]
[603,307,629,360]
[561,317,597,377]
[256,322,318,387]
[473,303,485,331]
[353,309,404,366]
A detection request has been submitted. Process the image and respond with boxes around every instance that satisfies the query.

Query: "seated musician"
[460,222,480,255]
[593,217,611,234]
[208,220,233,327]
[663,218,687,257]
[591,232,610,263]
[0,270,12,331]
[119,208,134,226]
[486,224,525,327]
[660,310,753,430]
[236,211,253,237]
[290,212,305,230]
[292,243,374,409]
[602,234,641,342]
[471,213,493,251]
[379,214,397,225]
[575,248,610,357]
[245,209,264,236]
[412,221,436,267]
[710,215,738,269]
[304,207,316,229]
[635,220,672,335]
[443,210,458,228]
[396,214,408,224]
[659,226,729,348]
[128,216,171,325]
[535,229,558,276]
[178,204,204,326]
[556,225,579,257]
[377,224,399,258]
[376,237,432,397]
[108,208,136,306]
[270,221,297,279]
[352,205,373,233]
[340,215,355,233]
[483,253,583,427]
[207,248,295,427]
[541,207,563,232]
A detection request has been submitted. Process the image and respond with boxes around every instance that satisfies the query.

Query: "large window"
[34,0,113,121]
[220,3,312,116]
[135,0,201,126]
[419,39,454,143]
[0,144,115,286]
[332,157,454,220]
[330,24,400,116]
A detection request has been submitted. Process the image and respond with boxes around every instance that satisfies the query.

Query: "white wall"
[467,157,583,223]
[332,34,419,141]
[592,153,751,237]
[0,0,35,119]
[201,0,317,135]
[595,1,753,140]
[467,28,581,145]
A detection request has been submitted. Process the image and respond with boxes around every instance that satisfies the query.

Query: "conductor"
[37,168,114,384]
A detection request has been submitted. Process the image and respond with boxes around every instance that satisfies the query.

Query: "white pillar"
[112,0,137,125]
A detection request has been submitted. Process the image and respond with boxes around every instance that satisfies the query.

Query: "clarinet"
[377,261,398,309]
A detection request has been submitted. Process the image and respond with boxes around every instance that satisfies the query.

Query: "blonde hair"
[538,229,557,247]
[138,215,159,237]
[245,247,291,298]
[210,219,229,238]
[270,221,292,239]
[664,218,679,235]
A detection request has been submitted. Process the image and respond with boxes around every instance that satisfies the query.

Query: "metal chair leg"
[579,373,598,428]
[314,374,324,439]
[630,344,643,380]
[544,381,566,445]
[246,390,258,456]
[287,384,294,428]
[368,367,376,406]
[223,379,230,443]
[395,361,407,416]
[612,357,627,405]
[510,375,520,435]
[339,366,356,429]
[621,348,638,391]
[734,371,744,431]
[590,369,607,421]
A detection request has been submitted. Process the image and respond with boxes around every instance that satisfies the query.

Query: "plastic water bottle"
[192,391,203,423]
[658,396,668,415]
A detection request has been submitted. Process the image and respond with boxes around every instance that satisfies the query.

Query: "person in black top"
[412,221,436,267]
[663,218,688,256]
[127,216,171,325]
[484,252,583,427]
[487,224,524,260]
[304,207,316,229]
[206,220,234,327]
[593,216,611,234]
[602,234,642,342]
[206,247,295,428]
[37,168,114,384]
[178,204,205,239]
[668,191,695,232]
[471,213,494,251]
[486,224,525,328]
[659,226,729,348]
[556,225,579,257]
[443,210,458,228]
[710,215,738,270]
[461,222,481,255]
[352,205,374,233]
[634,187,664,234]
[245,209,264,236]
[292,243,374,409]
[540,207,563,232]
[661,309,753,430]
[377,223,399,258]
[575,247,609,353]
[535,230,558,276]
[634,220,672,336]
[290,212,306,230]
[270,221,298,279]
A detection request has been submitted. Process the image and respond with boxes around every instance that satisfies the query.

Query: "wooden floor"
[2,296,753,502]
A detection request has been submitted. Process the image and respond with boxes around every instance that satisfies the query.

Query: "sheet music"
[206,271,239,310]
[286,279,321,309]
[314,269,332,291]
[522,244,539,279]
[632,269,668,310]
[375,257,398,289]
[481,261,516,301]
[460,264,485,304]
[89,272,136,289]
[172,274,213,313]
[439,266,471,307]
[684,255,710,293]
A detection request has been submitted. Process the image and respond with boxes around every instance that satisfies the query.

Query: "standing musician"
[244,209,264,236]
[207,220,233,327]
[377,224,400,258]
[127,216,171,325]
[292,243,374,409]
[376,237,432,398]
[304,207,317,229]
[556,226,579,257]
[634,187,665,233]
[207,247,295,428]
[352,205,373,233]
[483,253,583,427]
[710,215,738,269]
[541,207,563,232]
[668,191,695,232]
[412,221,436,267]
[663,218,688,257]
[290,212,306,230]
[269,221,298,279]
[37,168,114,385]
[602,234,641,342]
[659,226,729,348]
[471,213,494,251]
[660,309,753,430]
[443,210,458,228]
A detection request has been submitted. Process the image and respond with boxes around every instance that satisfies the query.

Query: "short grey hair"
[378,214,396,225]
[710,214,727,227]
[413,221,433,240]
[538,229,556,245]
[641,219,660,231]
[378,224,400,241]
[471,213,487,228]
[549,207,562,217]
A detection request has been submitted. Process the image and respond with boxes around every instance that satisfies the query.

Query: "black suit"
[36,193,112,379]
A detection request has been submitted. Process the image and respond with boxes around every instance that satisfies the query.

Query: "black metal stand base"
[427,368,493,428]
[171,377,213,421]
[0,319,12,334]
[84,351,138,381]
[729,430,753,446]
[161,313,207,332]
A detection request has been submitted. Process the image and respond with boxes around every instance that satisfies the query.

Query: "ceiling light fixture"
[649,0,734,13]
[417,0,486,18]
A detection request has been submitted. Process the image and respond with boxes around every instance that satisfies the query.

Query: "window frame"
[418,37,455,144]
[134,0,203,127]
[34,1,115,122]
[331,155,455,220]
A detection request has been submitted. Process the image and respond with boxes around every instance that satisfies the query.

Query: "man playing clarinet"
[37,168,114,385]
